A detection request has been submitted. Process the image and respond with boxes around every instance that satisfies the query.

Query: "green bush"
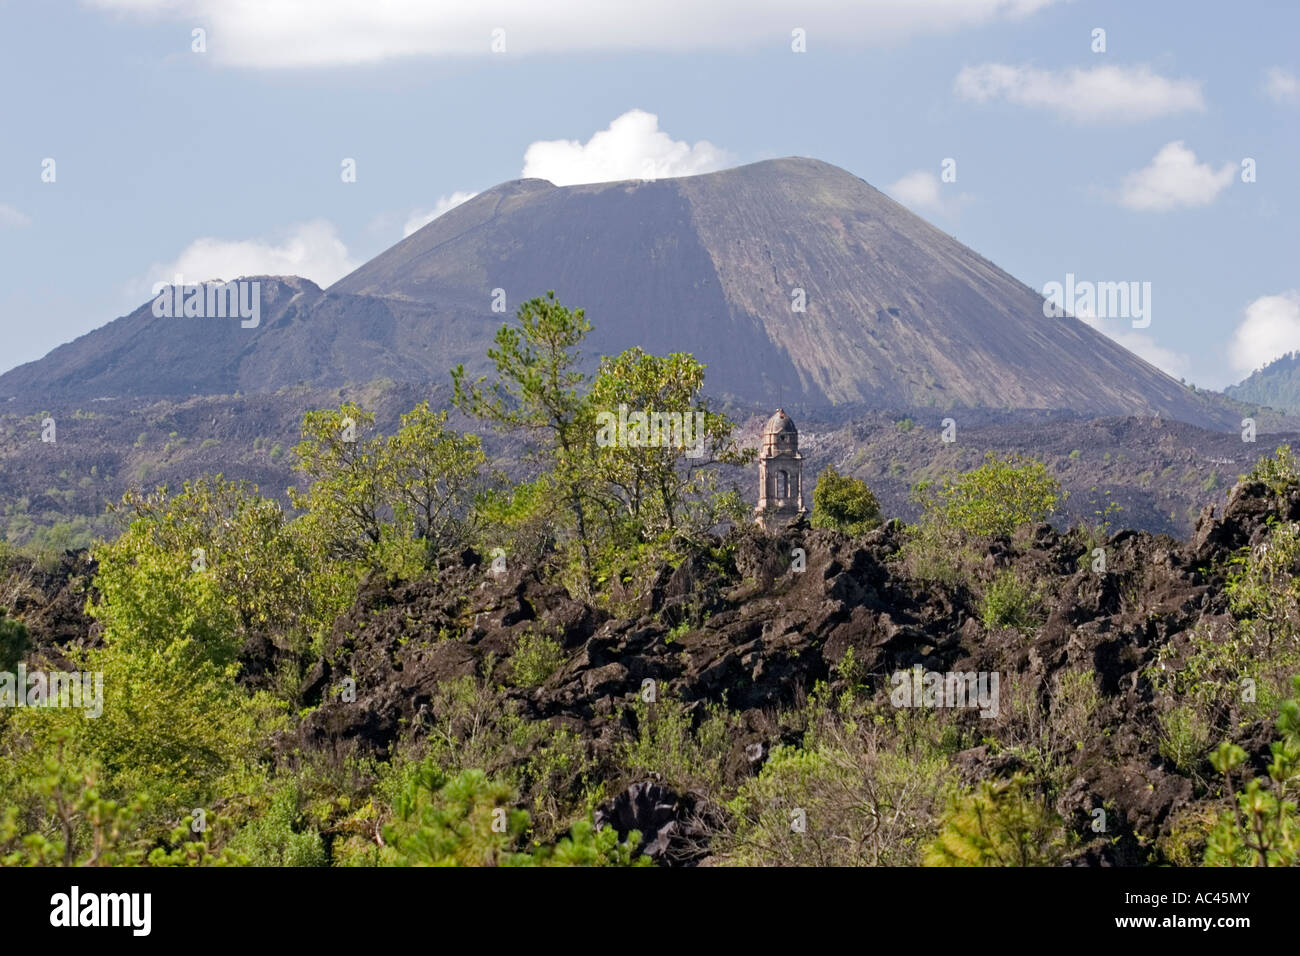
[509,631,566,686]
[620,695,739,795]
[720,720,952,866]
[914,452,1062,540]
[924,774,1067,866]
[1153,517,1300,722]
[1157,705,1213,775]
[810,466,882,535]
[225,784,326,867]
[1246,443,1299,496]
[369,762,645,867]
[980,570,1041,633]
[902,453,1061,585]
[1204,676,1300,866]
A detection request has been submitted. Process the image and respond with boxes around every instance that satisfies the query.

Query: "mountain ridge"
[1226,350,1300,415]
[0,157,1246,429]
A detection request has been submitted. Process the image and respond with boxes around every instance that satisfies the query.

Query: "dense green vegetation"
[810,465,882,535]
[1,295,1297,867]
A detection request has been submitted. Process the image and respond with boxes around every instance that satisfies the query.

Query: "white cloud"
[1229,291,1300,376]
[1079,313,1190,380]
[402,191,479,237]
[888,170,942,209]
[401,110,729,238]
[521,109,732,186]
[0,204,31,228]
[1116,141,1234,212]
[954,63,1204,123]
[886,169,970,217]
[87,0,1060,67]
[144,220,359,291]
[1263,66,1299,104]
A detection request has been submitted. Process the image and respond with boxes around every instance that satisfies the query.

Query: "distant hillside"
[0,158,1244,429]
[1226,351,1300,414]
[2,381,1293,552]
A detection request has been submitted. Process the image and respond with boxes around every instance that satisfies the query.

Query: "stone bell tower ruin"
[755,408,805,529]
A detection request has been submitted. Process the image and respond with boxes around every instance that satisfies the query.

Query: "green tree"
[472,476,562,568]
[109,476,351,651]
[1204,676,1300,867]
[289,404,386,560]
[0,732,243,867]
[587,347,752,538]
[381,401,491,556]
[914,452,1062,540]
[453,292,597,584]
[20,507,289,818]
[0,736,145,866]
[290,401,491,571]
[924,775,1067,866]
[810,466,882,535]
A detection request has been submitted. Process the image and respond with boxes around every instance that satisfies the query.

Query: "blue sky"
[1,0,1296,389]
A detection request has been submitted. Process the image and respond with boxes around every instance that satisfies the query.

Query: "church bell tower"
[755,408,805,529]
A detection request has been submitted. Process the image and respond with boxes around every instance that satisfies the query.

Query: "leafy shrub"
[914,452,1062,540]
[382,765,531,866]
[1225,520,1300,660]
[620,694,739,795]
[1246,443,1299,496]
[901,453,1061,585]
[373,762,644,867]
[509,631,565,686]
[0,733,240,867]
[980,570,1041,633]
[924,774,1067,866]
[720,718,953,866]
[810,466,882,535]
[225,784,326,867]
[1157,705,1213,775]
[1204,676,1300,866]
[536,817,649,866]
[1152,519,1300,722]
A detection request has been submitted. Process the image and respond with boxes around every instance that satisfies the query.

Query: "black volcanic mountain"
[0,158,1234,426]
